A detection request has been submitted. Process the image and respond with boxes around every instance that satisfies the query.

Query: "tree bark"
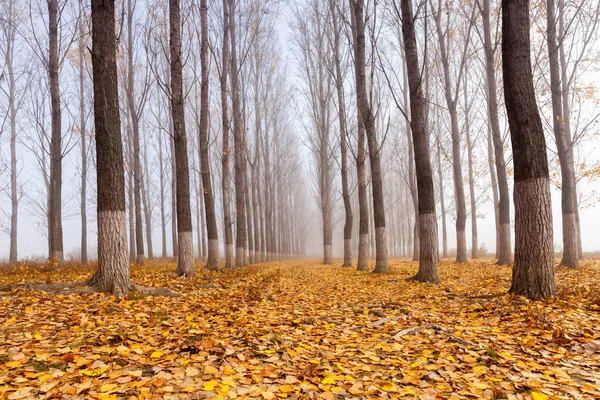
[48,0,64,264]
[482,0,512,265]
[199,0,220,269]
[503,0,555,300]
[401,0,439,283]
[89,0,131,296]
[546,0,578,268]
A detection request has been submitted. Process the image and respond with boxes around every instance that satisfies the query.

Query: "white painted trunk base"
[92,210,131,296]
[176,231,195,277]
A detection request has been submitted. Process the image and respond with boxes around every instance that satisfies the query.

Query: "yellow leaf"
[82,366,107,376]
[261,392,275,400]
[322,376,336,385]
[203,380,218,391]
[100,384,117,392]
[531,393,549,400]
[473,365,486,375]
[221,377,236,386]
[150,351,162,359]
[279,385,294,393]
[128,370,142,377]
[286,348,297,357]
[5,361,21,368]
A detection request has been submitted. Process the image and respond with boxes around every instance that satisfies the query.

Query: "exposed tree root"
[393,323,480,348]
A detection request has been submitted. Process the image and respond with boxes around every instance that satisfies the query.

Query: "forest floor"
[0,259,599,400]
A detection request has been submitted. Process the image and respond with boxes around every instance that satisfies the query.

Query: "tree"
[124,0,144,264]
[228,0,247,267]
[546,0,578,268]
[502,0,555,300]
[350,0,388,273]
[170,0,194,277]
[400,0,439,283]
[220,0,234,268]
[329,0,353,268]
[431,0,474,264]
[89,0,131,296]
[77,0,88,263]
[198,0,220,270]
[0,0,25,264]
[294,0,335,265]
[479,0,512,265]
[48,0,64,264]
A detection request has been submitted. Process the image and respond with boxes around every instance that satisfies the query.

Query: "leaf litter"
[0,259,599,399]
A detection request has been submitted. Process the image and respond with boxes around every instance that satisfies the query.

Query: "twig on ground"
[393,323,479,348]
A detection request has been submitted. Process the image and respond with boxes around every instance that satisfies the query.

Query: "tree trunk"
[245,161,254,263]
[436,132,448,259]
[89,0,131,296]
[503,0,555,300]
[158,124,168,258]
[486,120,500,259]
[558,0,582,259]
[48,0,63,265]
[546,0,578,268]
[170,130,178,260]
[7,0,18,265]
[228,0,247,267]
[483,0,512,265]
[199,0,220,269]
[351,0,387,272]
[401,0,439,283]
[220,0,234,268]
[356,109,369,271]
[78,0,88,263]
[142,139,153,259]
[125,0,144,265]
[401,55,419,262]
[464,70,478,259]
[169,0,194,276]
[127,133,136,262]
